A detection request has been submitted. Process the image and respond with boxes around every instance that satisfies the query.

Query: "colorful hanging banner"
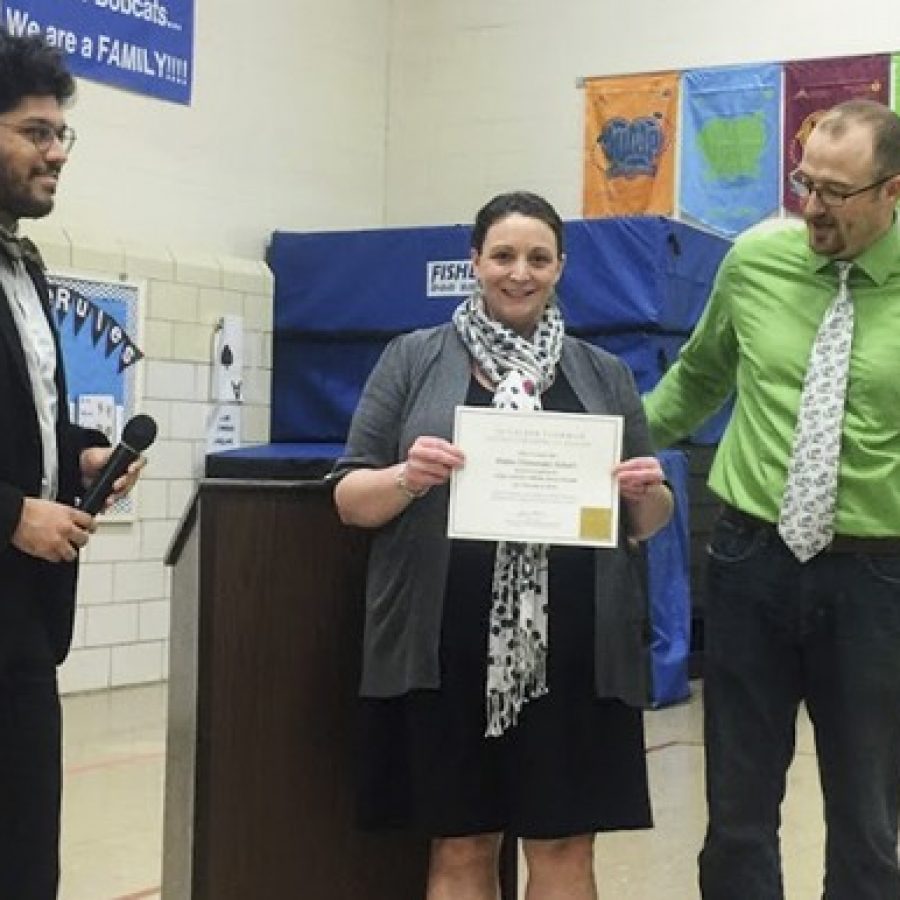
[583,72,679,217]
[783,55,890,213]
[893,54,900,115]
[680,64,781,237]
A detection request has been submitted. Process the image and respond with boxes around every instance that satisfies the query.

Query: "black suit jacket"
[0,260,107,667]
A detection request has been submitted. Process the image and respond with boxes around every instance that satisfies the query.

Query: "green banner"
[894,54,900,114]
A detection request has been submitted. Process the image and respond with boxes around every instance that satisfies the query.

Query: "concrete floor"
[59,680,828,899]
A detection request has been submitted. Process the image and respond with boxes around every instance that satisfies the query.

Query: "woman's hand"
[403,436,465,495]
[613,456,664,503]
[334,436,464,529]
[613,456,673,541]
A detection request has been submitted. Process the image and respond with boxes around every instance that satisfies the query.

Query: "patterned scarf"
[0,221,45,270]
[452,287,564,736]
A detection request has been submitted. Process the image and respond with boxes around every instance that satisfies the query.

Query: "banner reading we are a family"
[0,0,194,105]
[583,72,679,217]
[783,55,889,214]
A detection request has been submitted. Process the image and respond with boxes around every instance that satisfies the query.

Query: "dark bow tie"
[0,223,45,270]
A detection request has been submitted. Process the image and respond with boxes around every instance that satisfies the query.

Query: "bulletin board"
[47,270,146,521]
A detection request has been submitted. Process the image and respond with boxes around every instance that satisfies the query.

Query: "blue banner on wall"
[680,64,781,237]
[1,0,194,105]
[47,271,144,518]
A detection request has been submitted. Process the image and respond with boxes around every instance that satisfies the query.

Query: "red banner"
[783,55,890,213]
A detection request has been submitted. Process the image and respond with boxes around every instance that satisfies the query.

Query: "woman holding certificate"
[333,191,673,899]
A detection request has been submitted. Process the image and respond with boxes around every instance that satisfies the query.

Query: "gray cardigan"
[335,323,653,707]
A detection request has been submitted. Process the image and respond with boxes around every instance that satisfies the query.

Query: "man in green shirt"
[645,100,900,900]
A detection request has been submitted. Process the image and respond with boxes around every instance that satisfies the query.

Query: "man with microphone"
[0,29,146,898]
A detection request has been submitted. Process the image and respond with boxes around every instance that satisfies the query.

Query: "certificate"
[447,407,622,547]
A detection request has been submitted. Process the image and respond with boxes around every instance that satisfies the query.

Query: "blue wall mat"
[272,336,390,443]
[269,216,732,445]
[647,449,692,706]
[270,216,730,336]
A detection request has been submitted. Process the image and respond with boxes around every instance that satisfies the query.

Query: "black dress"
[357,372,652,839]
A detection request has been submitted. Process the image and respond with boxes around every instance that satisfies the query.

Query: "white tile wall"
[113,561,167,601]
[111,642,166,687]
[147,440,197,480]
[59,648,112,694]
[148,282,200,323]
[170,323,213,363]
[83,526,142,564]
[38,231,275,695]
[123,242,175,282]
[84,604,139,647]
[136,479,169,520]
[65,227,128,275]
[145,361,199,402]
[139,601,171,642]
[142,321,175,359]
[141,520,178,561]
[199,287,244,322]
[77,563,115,606]
[170,401,210,440]
[174,252,222,289]
[243,406,271,444]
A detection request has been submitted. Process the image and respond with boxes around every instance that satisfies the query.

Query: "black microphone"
[80,414,157,515]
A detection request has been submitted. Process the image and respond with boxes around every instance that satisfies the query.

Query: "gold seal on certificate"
[447,407,623,547]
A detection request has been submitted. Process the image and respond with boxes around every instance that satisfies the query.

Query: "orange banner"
[583,72,679,217]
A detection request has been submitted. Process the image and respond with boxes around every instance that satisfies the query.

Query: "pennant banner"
[783,55,890,213]
[45,273,143,520]
[583,72,679,217]
[51,284,144,375]
[680,64,782,237]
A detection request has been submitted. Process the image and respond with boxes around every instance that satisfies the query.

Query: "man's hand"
[11,498,96,563]
[80,446,147,511]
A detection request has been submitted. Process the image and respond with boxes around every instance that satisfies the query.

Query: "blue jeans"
[699,515,900,900]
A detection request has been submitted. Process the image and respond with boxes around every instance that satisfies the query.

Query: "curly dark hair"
[0,29,76,115]
[471,191,565,257]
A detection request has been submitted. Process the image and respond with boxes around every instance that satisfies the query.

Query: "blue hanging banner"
[1,0,194,105]
[680,63,781,237]
[47,270,145,519]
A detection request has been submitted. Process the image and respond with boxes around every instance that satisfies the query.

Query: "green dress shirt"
[645,219,900,536]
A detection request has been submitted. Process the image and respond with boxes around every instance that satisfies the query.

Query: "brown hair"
[815,99,900,179]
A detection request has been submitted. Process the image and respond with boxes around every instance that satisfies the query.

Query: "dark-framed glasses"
[0,121,77,154]
[788,167,896,207]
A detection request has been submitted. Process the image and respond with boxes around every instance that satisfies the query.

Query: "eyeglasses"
[788,167,896,207]
[0,121,77,154]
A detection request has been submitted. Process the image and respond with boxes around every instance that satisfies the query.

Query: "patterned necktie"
[0,222,45,269]
[778,262,853,562]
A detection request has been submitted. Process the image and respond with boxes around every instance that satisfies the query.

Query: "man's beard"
[0,158,56,220]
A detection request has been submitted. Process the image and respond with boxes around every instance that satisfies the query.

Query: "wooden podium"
[163,480,428,898]
[162,479,517,899]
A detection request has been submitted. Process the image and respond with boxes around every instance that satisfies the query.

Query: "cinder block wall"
[28,222,274,694]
